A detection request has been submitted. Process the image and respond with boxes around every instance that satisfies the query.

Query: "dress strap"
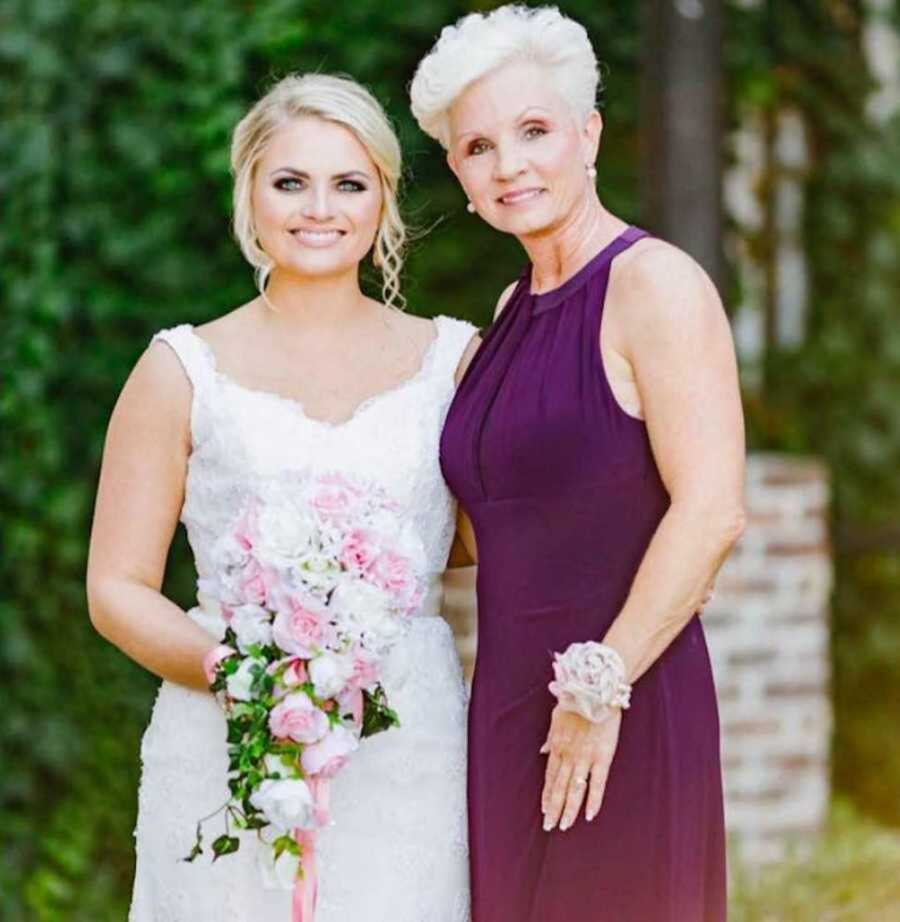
[607,226,650,261]
[151,324,215,392]
[432,315,480,385]
[150,324,216,446]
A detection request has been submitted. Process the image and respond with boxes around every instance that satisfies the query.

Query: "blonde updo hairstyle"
[231,73,406,310]
[410,4,600,149]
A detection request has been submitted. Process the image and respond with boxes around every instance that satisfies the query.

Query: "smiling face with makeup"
[446,59,602,242]
[251,115,384,284]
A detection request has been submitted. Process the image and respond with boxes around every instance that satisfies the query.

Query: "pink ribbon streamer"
[291,778,331,922]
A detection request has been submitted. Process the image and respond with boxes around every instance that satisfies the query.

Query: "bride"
[86,73,477,921]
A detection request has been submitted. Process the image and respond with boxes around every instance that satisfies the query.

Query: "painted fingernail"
[587,809,597,821]
[543,818,554,832]
[560,819,571,832]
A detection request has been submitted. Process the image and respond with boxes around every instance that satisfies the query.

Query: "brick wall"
[441,452,833,866]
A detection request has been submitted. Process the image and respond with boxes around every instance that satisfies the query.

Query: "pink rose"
[368,551,417,604]
[234,505,258,552]
[340,528,380,573]
[268,657,309,699]
[309,475,362,523]
[269,692,330,744]
[300,725,359,778]
[238,558,269,606]
[273,597,326,658]
[282,658,308,688]
[337,687,364,727]
[347,648,380,693]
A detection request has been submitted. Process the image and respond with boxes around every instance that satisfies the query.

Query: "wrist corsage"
[548,641,632,723]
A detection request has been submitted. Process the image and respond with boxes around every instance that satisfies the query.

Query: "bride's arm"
[86,342,219,691]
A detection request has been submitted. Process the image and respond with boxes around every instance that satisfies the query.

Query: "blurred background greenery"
[1,1,899,919]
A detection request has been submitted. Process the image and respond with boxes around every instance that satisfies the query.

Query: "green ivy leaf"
[211,835,240,861]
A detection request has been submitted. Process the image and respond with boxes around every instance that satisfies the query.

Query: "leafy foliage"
[729,0,900,825]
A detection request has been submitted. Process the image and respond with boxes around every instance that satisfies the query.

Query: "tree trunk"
[642,0,725,291]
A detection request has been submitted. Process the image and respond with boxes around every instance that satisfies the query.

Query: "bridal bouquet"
[184,472,425,920]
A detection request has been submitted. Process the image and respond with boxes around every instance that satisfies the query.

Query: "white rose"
[212,532,251,571]
[256,502,316,565]
[294,551,342,594]
[308,651,355,700]
[257,842,301,891]
[330,578,391,624]
[361,606,405,653]
[207,533,254,606]
[231,604,274,653]
[226,657,262,701]
[250,778,315,832]
[315,522,345,556]
[330,578,401,652]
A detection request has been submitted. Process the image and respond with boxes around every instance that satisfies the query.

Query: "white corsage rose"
[548,641,632,723]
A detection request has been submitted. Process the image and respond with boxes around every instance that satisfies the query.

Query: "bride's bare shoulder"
[192,300,259,351]
[381,304,442,352]
[136,301,256,411]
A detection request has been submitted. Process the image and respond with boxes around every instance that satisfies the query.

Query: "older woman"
[411,6,745,922]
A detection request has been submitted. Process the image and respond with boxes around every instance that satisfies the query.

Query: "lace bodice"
[153,316,477,613]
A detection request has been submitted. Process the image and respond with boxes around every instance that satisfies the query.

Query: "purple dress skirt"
[440,227,726,922]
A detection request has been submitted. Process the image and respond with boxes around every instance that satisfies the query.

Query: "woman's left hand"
[540,704,622,832]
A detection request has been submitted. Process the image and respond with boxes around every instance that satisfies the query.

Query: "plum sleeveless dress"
[440,227,726,922]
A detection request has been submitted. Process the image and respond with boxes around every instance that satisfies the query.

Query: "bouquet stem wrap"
[292,777,330,922]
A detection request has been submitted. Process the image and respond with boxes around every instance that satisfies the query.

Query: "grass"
[729,799,900,921]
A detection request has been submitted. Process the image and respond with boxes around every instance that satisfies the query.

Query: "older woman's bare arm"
[542,242,745,832]
[86,343,220,690]
[601,242,745,679]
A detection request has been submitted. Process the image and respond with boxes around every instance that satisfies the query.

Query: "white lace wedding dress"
[129,316,476,922]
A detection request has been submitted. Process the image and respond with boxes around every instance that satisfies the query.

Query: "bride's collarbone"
[209,323,440,422]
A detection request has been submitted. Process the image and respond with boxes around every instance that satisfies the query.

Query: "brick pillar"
[442,452,833,865]
[707,453,832,864]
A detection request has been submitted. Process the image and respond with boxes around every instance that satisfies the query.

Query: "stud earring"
[466,201,476,213]
[587,165,598,179]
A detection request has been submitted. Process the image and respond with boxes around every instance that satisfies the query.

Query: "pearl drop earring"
[466,201,476,214]
[587,165,598,179]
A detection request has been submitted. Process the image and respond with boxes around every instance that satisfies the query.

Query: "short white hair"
[409,4,600,149]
